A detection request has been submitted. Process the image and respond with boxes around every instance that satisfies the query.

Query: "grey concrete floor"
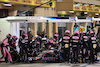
[0,62,100,67]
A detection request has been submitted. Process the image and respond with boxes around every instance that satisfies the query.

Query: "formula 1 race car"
[28,47,63,62]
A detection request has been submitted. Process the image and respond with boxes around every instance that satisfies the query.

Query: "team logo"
[65,44,69,48]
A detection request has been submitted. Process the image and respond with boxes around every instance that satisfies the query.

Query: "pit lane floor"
[0,62,100,67]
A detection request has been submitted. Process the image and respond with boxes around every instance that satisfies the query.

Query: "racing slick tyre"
[10,51,20,63]
[59,52,65,63]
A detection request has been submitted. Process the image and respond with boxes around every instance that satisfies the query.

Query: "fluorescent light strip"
[95,13,99,15]
[4,4,12,6]
[69,11,74,13]
[84,4,89,6]
[84,12,88,14]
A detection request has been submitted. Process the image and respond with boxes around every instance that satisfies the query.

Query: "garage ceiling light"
[69,11,74,13]
[74,4,79,7]
[77,3,82,5]
[91,5,95,6]
[95,13,99,15]
[84,12,88,14]
[84,4,89,6]
[4,4,12,6]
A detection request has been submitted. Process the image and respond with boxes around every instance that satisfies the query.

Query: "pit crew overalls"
[89,36,97,63]
[61,35,70,63]
[82,35,89,63]
[71,35,80,63]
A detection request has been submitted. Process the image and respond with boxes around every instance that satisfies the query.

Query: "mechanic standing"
[71,30,80,63]
[81,31,89,63]
[60,30,71,63]
[89,31,97,63]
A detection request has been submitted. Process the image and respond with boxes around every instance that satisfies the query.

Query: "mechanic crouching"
[52,33,59,49]
[10,36,18,50]
[19,33,29,62]
[0,34,12,63]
